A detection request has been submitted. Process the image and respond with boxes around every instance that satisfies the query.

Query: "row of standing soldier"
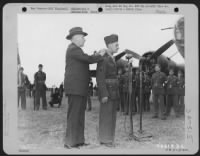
[117,63,185,120]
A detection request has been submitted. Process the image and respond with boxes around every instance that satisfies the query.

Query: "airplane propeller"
[148,39,175,60]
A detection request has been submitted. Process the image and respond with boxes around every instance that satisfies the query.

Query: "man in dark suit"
[64,27,104,148]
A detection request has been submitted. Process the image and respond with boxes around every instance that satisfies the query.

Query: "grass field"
[18,92,185,151]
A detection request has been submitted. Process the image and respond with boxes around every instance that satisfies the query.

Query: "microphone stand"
[134,59,153,141]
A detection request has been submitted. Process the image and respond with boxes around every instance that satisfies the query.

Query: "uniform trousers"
[166,95,179,116]
[35,88,47,110]
[153,94,165,118]
[99,98,118,144]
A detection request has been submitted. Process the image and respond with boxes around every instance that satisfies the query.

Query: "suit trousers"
[64,95,87,146]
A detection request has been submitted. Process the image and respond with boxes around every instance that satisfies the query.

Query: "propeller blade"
[115,49,142,61]
[149,40,175,60]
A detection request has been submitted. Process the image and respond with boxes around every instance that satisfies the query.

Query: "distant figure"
[18,67,27,110]
[24,75,31,98]
[143,73,151,112]
[121,65,129,115]
[133,69,140,113]
[151,64,167,120]
[86,78,93,111]
[177,70,185,115]
[165,68,179,117]
[32,83,36,110]
[117,68,123,112]
[49,87,62,107]
[34,64,47,110]
[59,82,64,103]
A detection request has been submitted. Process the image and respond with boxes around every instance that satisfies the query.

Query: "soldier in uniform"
[64,27,104,148]
[177,70,185,115]
[143,73,151,112]
[121,65,129,115]
[34,64,47,110]
[151,64,167,120]
[18,67,27,110]
[165,68,179,117]
[133,69,140,113]
[96,34,121,147]
[117,68,124,112]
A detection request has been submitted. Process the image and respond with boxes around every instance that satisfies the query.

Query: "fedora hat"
[66,27,88,40]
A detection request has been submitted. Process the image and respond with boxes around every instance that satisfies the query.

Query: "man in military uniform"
[143,73,151,112]
[165,68,179,117]
[96,34,120,147]
[122,65,129,115]
[133,69,140,113]
[18,67,27,110]
[117,68,124,112]
[177,70,185,115]
[64,27,104,148]
[34,64,47,110]
[151,64,167,120]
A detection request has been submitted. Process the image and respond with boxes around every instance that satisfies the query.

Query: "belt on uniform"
[105,79,119,84]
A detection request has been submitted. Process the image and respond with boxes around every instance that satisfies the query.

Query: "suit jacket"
[64,43,102,96]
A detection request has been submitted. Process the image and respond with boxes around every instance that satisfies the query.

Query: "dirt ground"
[18,92,185,151]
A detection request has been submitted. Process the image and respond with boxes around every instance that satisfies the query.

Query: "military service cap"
[104,34,118,46]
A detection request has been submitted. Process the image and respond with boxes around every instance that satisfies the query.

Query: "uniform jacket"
[96,53,119,100]
[177,76,185,96]
[122,72,129,93]
[165,75,178,95]
[177,76,185,88]
[34,71,46,90]
[64,43,102,96]
[151,71,167,95]
[143,75,151,94]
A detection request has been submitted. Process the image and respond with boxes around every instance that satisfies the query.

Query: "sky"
[18,13,184,87]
